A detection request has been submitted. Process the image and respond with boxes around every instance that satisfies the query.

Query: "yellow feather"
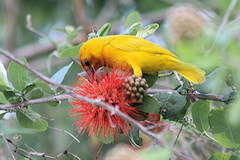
[79,35,205,84]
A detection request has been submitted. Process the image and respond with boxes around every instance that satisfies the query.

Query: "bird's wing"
[108,35,178,59]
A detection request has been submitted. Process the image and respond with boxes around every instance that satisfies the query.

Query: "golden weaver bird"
[79,35,205,84]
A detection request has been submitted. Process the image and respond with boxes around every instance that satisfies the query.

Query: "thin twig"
[63,150,72,160]
[158,71,173,78]
[0,133,16,160]
[67,151,81,160]
[173,124,184,147]
[96,143,104,160]
[26,14,48,40]
[1,133,81,160]
[14,150,32,160]
[0,48,71,93]
[173,71,183,86]
[194,93,228,103]
[203,131,218,144]
[27,15,82,68]
[0,94,71,111]
[147,89,230,103]
[65,133,81,150]
[48,126,81,144]
[179,134,200,160]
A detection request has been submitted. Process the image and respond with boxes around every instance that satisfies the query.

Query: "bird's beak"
[77,65,94,81]
[86,65,94,77]
[77,64,94,81]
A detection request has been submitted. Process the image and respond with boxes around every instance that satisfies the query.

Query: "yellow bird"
[79,35,205,84]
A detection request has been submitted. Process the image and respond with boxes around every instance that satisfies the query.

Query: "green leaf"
[0,84,11,92]
[0,61,10,88]
[97,23,111,36]
[23,84,35,93]
[209,107,240,150]
[191,100,210,132]
[0,92,8,104]
[16,107,48,131]
[124,22,142,35]
[194,67,227,94]
[4,90,21,103]
[228,98,240,126]
[129,22,142,31]
[128,126,143,148]
[128,28,138,35]
[142,73,158,87]
[208,153,239,160]
[138,95,160,113]
[153,93,187,120]
[33,79,55,95]
[8,58,28,91]
[225,71,234,88]
[222,91,238,102]
[23,85,44,100]
[125,11,141,30]
[47,101,59,107]
[50,62,73,88]
[0,112,7,120]
[136,23,159,39]
[59,43,83,58]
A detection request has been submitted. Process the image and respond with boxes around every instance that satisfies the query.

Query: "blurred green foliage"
[1,0,240,160]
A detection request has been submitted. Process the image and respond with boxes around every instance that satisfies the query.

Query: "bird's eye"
[84,59,91,66]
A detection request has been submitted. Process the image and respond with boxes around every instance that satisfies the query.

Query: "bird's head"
[79,41,103,76]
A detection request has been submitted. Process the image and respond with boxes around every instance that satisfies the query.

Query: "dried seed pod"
[138,87,145,93]
[132,87,137,92]
[167,3,205,44]
[122,75,149,101]
[129,79,135,86]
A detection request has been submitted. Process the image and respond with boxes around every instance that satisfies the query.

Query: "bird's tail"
[173,61,206,84]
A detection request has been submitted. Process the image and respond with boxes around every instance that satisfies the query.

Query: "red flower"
[69,67,143,141]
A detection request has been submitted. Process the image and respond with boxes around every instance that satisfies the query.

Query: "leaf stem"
[203,131,218,144]
[158,71,173,78]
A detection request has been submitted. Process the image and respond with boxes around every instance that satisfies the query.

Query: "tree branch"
[0,47,191,160]
[0,88,230,111]
[0,133,81,160]
[26,14,48,40]
[194,93,226,103]
[173,71,183,86]
[0,95,71,111]
[147,89,230,103]
[0,133,16,160]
